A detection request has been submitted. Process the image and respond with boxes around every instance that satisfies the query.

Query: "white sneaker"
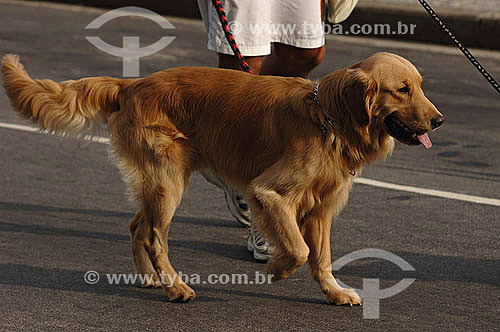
[247,223,275,261]
[200,170,274,260]
[223,190,251,228]
[201,171,251,228]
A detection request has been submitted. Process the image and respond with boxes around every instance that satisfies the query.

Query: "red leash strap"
[211,0,254,74]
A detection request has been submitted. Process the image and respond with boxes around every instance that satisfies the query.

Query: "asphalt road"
[1,1,499,331]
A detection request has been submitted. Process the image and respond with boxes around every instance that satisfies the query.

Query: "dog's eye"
[398,86,410,94]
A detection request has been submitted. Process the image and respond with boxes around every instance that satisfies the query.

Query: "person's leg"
[260,43,326,78]
[217,54,264,73]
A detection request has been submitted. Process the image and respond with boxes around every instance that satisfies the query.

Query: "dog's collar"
[313,83,354,176]
[314,82,335,137]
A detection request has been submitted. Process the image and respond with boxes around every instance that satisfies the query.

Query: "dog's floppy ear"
[341,68,376,128]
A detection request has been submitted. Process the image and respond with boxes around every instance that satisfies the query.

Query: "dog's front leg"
[248,184,310,282]
[302,203,362,306]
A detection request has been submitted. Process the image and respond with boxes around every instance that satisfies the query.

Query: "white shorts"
[197,0,325,56]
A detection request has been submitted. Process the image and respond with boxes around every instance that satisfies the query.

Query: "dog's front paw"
[326,288,362,306]
[164,281,196,303]
[267,254,307,282]
[267,259,295,282]
[141,274,162,288]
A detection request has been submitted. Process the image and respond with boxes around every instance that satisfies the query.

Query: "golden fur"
[1,52,442,305]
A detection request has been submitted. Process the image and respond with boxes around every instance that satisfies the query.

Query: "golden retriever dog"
[1,52,443,305]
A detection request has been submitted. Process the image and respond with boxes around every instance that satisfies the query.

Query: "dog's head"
[319,52,444,149]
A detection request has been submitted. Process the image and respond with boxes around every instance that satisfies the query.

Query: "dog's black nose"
[431,116,444,130]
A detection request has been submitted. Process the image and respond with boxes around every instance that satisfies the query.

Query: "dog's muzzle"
[384,112,426,147]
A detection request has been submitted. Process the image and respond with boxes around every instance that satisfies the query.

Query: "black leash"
[417,0,500,95]
[211,0,500,95]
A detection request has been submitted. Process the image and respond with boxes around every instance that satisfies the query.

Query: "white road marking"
[354,178,500,207]
[0,121,109,143]
[0,121,40,133]
[1,120,499,207]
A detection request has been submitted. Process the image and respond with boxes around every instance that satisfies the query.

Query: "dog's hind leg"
[129,210,161,288]
[113,122,195,301]
[138,159,195,302]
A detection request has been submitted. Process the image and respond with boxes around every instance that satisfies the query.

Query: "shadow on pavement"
[0,201,134,219]
[335,251,500,288]
[0,263,224,303]
[0,263,324,304]
[0,200,238,228]
[0,220,253,262]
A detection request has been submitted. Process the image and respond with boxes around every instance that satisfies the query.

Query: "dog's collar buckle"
[313,82,320,106]
[320,124,328,136]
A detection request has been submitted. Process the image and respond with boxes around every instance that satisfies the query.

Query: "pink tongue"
[417,133,432,149]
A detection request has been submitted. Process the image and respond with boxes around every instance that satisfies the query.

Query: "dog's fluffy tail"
[1,54,130,136]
